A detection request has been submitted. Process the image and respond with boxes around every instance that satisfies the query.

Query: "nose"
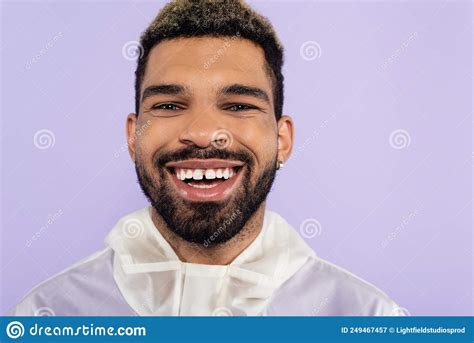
[178,110,231,149]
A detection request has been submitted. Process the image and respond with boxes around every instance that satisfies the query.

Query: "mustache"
[154,146,254,168]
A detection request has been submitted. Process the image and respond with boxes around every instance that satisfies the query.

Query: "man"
[10,0,403,316]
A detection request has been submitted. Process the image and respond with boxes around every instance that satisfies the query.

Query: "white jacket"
[9,207,403,316]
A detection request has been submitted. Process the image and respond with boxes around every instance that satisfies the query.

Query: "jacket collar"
[105,207,315,316]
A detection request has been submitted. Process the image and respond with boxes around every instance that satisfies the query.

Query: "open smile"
[165,159,245,202]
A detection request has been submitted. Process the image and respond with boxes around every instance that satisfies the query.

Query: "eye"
[225,104,258,112]
[151,103,182,111]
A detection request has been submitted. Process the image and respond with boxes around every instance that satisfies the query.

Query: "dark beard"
[135,146,277,246]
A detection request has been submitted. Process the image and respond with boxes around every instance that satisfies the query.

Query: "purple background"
[1,0,472,316]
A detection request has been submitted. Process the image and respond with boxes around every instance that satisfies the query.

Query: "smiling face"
[127,36,293,246]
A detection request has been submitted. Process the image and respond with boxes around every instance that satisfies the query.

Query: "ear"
[126,113,138,162]
[276,115,294,163]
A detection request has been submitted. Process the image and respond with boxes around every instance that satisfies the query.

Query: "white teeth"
[189,183,218,189]
[193,169,203,180]
[205,169,216,179]
[175,167,238,181]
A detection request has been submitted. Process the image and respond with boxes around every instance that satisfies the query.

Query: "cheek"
[134,122,171,162]
[233,121,277,165]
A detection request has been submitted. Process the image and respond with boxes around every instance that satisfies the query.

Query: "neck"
[150,204,266,265]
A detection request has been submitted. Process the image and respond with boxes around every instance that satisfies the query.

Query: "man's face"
[127,37,292,246]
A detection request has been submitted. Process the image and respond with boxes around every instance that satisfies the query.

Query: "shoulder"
[265,257,405,316]
[8,248,132,316]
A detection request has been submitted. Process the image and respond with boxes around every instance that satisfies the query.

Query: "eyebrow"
[217,84,270,105]
[141,84,190,103]
[141,83,270,105]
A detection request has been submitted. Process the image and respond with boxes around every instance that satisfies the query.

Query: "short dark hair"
[135,0,284,121]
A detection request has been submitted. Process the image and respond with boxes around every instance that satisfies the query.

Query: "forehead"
[142,36,273,97]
